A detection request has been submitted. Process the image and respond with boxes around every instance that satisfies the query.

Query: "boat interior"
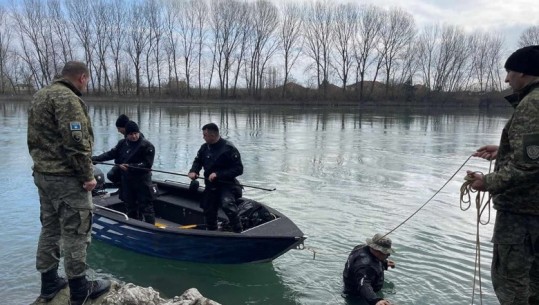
[94,180,279,232]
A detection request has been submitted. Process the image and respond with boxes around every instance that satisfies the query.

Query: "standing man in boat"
[27,61,111,305]
[466,45,539,305]
[92,120,156,224]
[188,123,244,233]
[342,233,396,305]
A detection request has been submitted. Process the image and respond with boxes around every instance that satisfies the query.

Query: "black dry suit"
[342,244,388,305]
[190,137,243,231]
[92,136,155,223]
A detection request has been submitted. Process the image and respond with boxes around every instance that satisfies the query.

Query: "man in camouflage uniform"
[27,61,110,305]
[467,46,539,305]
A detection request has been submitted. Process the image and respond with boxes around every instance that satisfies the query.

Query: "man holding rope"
[466,45,539,305]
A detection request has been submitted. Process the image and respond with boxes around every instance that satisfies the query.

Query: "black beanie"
[504,45,539,76]
[124,121,140,134]
[115,114,130,128]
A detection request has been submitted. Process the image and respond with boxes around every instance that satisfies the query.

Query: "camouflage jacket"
[27,78,94,182]
[484,80,539,215]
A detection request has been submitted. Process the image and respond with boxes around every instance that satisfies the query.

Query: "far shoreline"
[0,93,512,109]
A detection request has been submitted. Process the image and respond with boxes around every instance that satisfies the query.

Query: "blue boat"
[91,179,306,264]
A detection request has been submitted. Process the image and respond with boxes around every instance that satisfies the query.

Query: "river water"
[0,101,510,305]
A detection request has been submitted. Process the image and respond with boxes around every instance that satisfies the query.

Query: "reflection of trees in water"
[87,240,299,305]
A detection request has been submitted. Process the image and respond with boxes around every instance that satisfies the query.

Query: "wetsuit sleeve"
[216,145,243,180]
[354,266,383,305]
[92,140,122,163]
[484,99,539,194]
[55,96,94,182]
[189,145,205,174]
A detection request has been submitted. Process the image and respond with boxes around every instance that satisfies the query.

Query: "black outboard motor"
[92,165,106,196]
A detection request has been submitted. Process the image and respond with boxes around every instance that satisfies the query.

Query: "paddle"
[94,161,276,192]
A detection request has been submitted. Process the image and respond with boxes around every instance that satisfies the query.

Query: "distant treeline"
[0,0,538,103]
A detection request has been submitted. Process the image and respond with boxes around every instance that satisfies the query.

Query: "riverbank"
[31,281,221,305]
[0,93,511,108]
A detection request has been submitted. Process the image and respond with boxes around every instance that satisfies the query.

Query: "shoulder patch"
[523,134,539,162]
[70,122,82,131]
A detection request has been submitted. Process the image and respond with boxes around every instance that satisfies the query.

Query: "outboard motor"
[92,165,106,196]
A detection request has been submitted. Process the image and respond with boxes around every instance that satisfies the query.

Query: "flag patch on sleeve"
[70,122,82,131]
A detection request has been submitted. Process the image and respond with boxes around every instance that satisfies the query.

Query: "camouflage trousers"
[491,211,539,305]
[33,172,93,279]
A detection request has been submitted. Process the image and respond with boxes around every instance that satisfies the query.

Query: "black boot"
[69,276,111,305]
[143,214,155,225]
[39,269,68,301]
[232,222,243,233]
[230,216,243,233]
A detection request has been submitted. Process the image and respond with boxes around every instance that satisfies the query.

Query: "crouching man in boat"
[342,233,396,305]
[188,123,244,233]
[104,113,130,187]
[27,61,111,305]
[92,121,156,224]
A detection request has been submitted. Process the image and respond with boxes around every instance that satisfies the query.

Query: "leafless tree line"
[0,0,537,101]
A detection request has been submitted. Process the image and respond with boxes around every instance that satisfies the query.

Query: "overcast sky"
[291,0,539,52]
[362,0,538,32]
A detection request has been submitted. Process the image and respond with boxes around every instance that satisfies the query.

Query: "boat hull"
[92,180,305,264]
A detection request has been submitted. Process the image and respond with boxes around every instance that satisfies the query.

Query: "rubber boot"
[143,214,155,225]
[69,276,111,305]
[232,222,243,233]
[39,269,68,301]
[229,215,243,233]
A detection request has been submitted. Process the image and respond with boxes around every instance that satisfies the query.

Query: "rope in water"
[305,155,476,259]
[459,161,493,305]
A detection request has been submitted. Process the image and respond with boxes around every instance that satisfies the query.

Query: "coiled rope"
[459,162,493,305]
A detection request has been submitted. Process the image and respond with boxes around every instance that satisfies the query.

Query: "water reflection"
[88,240,299,305]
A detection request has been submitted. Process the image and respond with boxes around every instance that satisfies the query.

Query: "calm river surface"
[0,101,511,305]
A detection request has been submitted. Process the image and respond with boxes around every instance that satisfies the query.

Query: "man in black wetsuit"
[92,121,156,224]
[105,114,130,186]
[343,233,396,305]
[188,123,244,233]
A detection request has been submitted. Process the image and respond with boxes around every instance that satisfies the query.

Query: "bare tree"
[65,0,96,91]
[193,0,208,97]
[210,0,244,98]
[107,0,127,95]
[162,0,180,95]
[469,32,504,92]
[432,25,470,92]
[416,24,439,91]
[0,6,15,93]
[353,4,383,101]
[232,2,251,97]
[247,0,279,97]
[143,0,164,95]
[303,0,333,97]
[177,0,201,97]
[125,1,151,96]
[331,2,358,91]
[12,0,59,88]
[519,25,539,47]
[91,0,114,94]
[278,2,303,98]
[48,0,73,65]
[379,7,415,96]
